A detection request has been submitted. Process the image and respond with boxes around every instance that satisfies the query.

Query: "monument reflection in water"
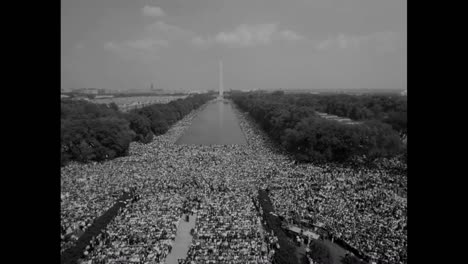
[176,100,247,145]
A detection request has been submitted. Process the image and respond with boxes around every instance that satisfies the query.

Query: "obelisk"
[219,60,223,99]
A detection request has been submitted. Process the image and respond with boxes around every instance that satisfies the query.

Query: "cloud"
[104,21,195,61]
[372,31,403,53]
[317,34,359,50]
[104,39,168,61]
[191,36,209,47]
[193,23,305,48]
[105,39,168,52]
[104,42,119,51]
[217,24,277,46]
[142,5,165,17]
[278,30,305,42]
[316,32,402,53]
[146,21,194,40]
[125,39,169,50]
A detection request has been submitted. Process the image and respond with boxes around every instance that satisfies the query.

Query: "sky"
[61,0,406,92]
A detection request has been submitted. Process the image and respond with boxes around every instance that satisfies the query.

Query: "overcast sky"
[61,0,406,92]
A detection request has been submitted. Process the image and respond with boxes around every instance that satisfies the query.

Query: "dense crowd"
[269,162,407,263]
[61,99,407,264]
[183,192,270,264]
[61,109,202,255]
[79,193,183,263]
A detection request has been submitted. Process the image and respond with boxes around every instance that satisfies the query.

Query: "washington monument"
[219,60,223,99]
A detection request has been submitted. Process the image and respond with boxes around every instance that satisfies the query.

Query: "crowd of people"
[78,192,184,263]
[61,99,407,264]
[182,192,271,264]
[269,162,407,263]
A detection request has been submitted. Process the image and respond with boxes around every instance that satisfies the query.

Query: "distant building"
[116,88,166,94]
[71,96,91,101]
[150,83,165,94]
[72,88,99,95]
[189,90,202,94]
[401,90,407,96]
[284,89,318,94]
[94,95,114,99]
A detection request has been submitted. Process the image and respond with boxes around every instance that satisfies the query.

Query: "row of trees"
[61,94,213,166]
[284,93,407,136]
[231,92,404,163]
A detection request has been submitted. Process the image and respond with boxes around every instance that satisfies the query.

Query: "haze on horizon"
[61,0,406,92]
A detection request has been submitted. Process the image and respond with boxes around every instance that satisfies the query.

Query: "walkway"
[286,225,320,239]
[288,225,351,264]
[61,191,136,264]
[165,213,197,264]
[321,239,348,264]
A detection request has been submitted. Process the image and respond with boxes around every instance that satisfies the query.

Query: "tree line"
[231,92,404,163]
[286,92,407,136]
[61,94,213,166]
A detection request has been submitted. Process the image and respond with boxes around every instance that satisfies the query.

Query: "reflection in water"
[176,100,247,145]
[218,100,223,131]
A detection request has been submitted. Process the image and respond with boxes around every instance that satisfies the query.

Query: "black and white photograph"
[61,1,407,264]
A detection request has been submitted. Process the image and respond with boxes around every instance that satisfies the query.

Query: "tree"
[272,90,285,96]
[61,117,133,163]
[61,92,214,166]
[231,92,405,163]
[76,140,95,162]
[124,113,153,143]
[109,102,119,112]
[385,111,407,136]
